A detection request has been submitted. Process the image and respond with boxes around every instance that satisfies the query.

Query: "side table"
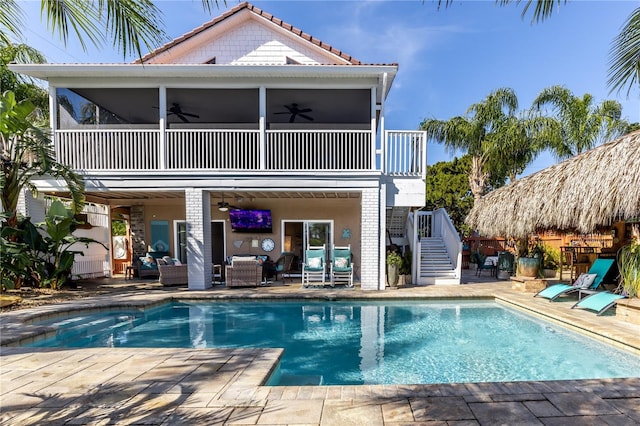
[125,265,135,280]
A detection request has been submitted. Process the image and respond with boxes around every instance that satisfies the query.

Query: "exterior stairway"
[418,237,460,285]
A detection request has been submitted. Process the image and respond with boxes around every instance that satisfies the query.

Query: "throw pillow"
[580,273,598,289]
[173,258,182,266]
[162,256,174,266]
[572,273,587,287]
[308,257,322,268]
[335,257,348,268]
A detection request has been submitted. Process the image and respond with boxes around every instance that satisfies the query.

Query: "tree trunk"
[469,155,488,201]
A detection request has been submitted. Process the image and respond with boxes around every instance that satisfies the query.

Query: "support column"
[360,187,382,290]
[185,188,212,290]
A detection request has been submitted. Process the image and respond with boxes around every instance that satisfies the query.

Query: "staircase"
[418,238,459,285]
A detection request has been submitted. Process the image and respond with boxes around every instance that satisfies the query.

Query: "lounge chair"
[330,245,354,288]
[303,244,326,287]
[571,288,627,315]
[534,258,614,301]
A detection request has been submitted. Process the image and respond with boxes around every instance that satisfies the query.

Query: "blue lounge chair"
[534,258,614,301]
[571,290,627,315]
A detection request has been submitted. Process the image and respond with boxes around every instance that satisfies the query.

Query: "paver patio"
[1,271,639,425]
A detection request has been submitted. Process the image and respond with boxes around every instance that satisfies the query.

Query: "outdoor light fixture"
[218,192,229,212]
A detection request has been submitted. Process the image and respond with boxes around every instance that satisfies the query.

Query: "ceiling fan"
[274,103,313,123]
[154,103,200,122]
[217,192,239,212]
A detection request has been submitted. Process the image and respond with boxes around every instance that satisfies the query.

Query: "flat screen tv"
[229,209,273,233]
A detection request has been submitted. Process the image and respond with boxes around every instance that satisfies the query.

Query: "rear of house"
[12,2,461,289]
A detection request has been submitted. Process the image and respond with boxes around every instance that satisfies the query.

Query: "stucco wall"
[143,197,363,276]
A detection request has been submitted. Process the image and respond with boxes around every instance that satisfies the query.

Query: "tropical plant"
[0,42,48,117]
[0,213,47,289]
[0,90,85,228]
[386,250,402,266]
[421,87,518,201]
[532,85,627,159]
[400,250,412,275]
[0,200,106,290]
[541,244,560,271]
[618,225,640,298]
[486,111,560,183]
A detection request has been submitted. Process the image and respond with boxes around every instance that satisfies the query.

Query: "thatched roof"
[466,130,640,238]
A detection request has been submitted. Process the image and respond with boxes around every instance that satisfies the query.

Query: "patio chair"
[571,285,628,315]
[303,244,326,287]
[263,252,296,283]
[473,252,496,277]
[330,245,354,288]
[534,258,614,301]
[225,256,262,287]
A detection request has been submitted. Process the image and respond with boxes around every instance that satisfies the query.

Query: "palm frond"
[41,0,102,51]
[0,0,24,45]
[97,0,167,59]
[607,7,640,97]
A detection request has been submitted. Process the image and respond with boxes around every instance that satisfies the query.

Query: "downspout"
[259,86,266,170]
[159,86,167,170]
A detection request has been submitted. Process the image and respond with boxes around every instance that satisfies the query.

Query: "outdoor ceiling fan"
[154,103,200,122]
[274,103,313,123]
[217,192,238,212]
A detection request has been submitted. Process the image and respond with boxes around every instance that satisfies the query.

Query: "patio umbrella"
[465,130,640,238]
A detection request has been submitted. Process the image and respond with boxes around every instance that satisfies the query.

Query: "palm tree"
[0,0,221,59]
[487,112,560,183]
[420,88,518,201]
[0,91,84,227]
[532,85,626,159]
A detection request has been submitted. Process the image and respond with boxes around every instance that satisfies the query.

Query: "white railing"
[166,129,260,170]
[71,255,110,279]
[432,208,462,279]
[266,130,372,170]
[55,128,424,176]
[384,130,427,178]
[56,129,160,170]
[413,209,462,283]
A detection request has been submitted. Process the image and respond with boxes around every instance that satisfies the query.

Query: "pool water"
[27,300,640,386]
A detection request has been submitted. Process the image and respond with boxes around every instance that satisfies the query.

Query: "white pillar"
[185,188,212,290]
[360,187,382,290]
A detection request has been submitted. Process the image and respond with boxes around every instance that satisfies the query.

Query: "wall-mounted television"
[229,209,273,233]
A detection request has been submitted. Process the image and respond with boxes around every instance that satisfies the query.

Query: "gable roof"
[135,2,374,65]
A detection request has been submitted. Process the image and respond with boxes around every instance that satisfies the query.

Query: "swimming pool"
[27,300,640,385]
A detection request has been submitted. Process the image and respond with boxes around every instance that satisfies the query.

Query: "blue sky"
[17,0,640,177]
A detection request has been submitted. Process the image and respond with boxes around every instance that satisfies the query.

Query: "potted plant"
[542,244,560,278]
[386,250,402,287]
[516,238,544,278]
[399,250,412,286]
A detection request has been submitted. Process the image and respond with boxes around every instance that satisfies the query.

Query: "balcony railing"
[54,128,426,176]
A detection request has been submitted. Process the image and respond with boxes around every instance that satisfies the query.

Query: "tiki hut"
[466,130,640,238]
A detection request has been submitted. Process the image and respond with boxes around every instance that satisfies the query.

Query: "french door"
[174,220,226,265]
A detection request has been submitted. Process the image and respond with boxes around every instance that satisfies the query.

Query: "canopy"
[465,130,640,238]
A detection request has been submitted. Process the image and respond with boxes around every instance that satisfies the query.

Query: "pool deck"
[1,272,639,425]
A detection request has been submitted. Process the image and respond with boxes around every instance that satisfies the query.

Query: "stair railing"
[433,208,462,281]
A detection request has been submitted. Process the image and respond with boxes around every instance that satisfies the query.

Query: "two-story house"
[11,2,461,290]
